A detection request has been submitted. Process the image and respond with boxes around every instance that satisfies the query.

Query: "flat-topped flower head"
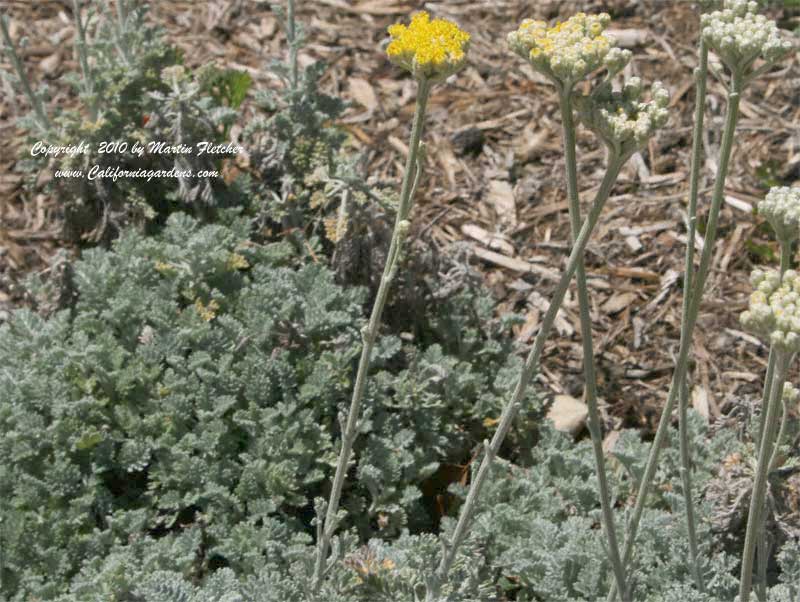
[741,269,800,353]
[576,78,670,157]
[758,186,800,244]
[387,11,470,82]
[507,13,631,89]
[701,0,792,78]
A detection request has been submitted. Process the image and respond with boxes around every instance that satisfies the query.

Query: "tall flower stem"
[607,72,742,602]
[0,15,51,132]
[768,386,791,474]
[757,242,792,447]
[677,39,708,594]
[310,78,432,594]
[115,0,131,65]
[287,0,299,89]
[72,0,97,121]
[754,239,792,599]
[558,90,628,601]
[739,352,791,602]
[426,154,626,602]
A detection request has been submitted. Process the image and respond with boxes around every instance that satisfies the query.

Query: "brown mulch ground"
[1,0,799,431]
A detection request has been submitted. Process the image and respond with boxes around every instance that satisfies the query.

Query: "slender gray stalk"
[0,15,51,131]
[287,0,298,89]
[559,91,628,601]
[740,353,791,602]
[677,39,708,594]
[607,73,743,602]
[768,395,790,474]
[755,239,791,599]
[757,243,792,446]
[72,0,97,120]
[114,0,131,65]
[425,154,626,602]
[310,78,432,594]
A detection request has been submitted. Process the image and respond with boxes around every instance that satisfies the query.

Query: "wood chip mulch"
[1,0,800,431]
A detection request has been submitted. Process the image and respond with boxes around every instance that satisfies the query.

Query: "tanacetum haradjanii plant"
[387,11,470,81]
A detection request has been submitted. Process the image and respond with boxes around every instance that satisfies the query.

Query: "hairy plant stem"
[425,154,626,602]
[0,15,51,132]
[558,91,628,601]
[754,239,792,599]
[768,393,791,475]
[287,0,298,89]
[310,78,431,595]
[677,39,708,595]
[740,352,791,602]
[72,0,97,121]
[115,0,131,65]
[607,72,743,602]
[757,242,792,448]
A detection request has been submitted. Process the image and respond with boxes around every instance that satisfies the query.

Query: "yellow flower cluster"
[387,11,470,81]
[154,260,174,274]
[508,12,630,86]
[226,252,250,271]
[195,298,220,322]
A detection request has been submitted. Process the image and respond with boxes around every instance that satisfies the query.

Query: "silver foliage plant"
[1,0,246,242]
[2,1,800,601]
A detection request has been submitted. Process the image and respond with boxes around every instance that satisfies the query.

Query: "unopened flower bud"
[577,79,670,156]
[507,13,625,88]
[741,269,800,353]
[758,187,800,245]
[701,0,792,79]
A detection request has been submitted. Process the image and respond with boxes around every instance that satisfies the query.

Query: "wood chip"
[348,77,378,112]
[461,223,515,256]
[722,371,759,382]
[471,246,560,282]
[725,328,765,348]
[724,195,753,213]
[625,235,643,252]
[487,180,517,228]
[547,394,588,435]
[691,385,710,421]
[607,266,661,283]
[517,310,540,344]
[316,0,412,15]
[606,28,649,47]
[603,429,621,454]
[602,292,638,315]
[618,220,676,237]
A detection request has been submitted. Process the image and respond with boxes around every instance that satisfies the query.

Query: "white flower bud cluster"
[758,187,800,244]
[741,269,800,353]
[507,13,632,87]
[701,1,792,74]
[782,382,799,404]
[577,79,670,154]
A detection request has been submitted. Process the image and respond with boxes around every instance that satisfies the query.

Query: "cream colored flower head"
[741,269,800,353]
[782,382,799,404]
[387,11,470,82]
[577,78,669,157]
[507,13,631,88]
[701,0,792,77]
[758,186,800,244]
